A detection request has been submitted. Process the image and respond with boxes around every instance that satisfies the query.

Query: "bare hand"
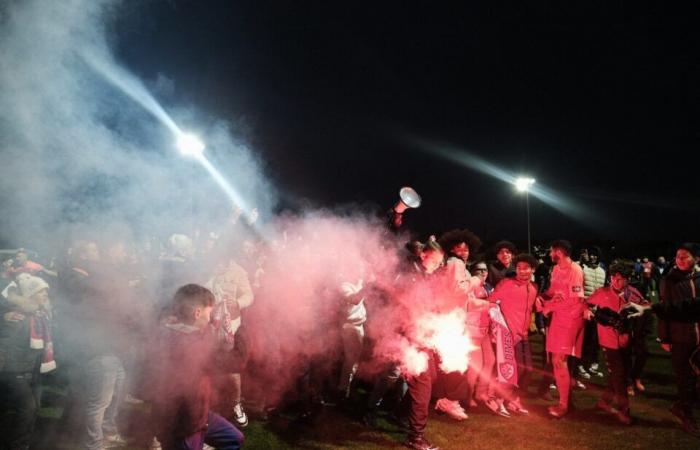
[583,309,595,320]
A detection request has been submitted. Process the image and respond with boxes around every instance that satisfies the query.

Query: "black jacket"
[657,267,700,345]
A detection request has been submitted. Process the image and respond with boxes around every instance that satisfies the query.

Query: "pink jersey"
[542,262,586,357]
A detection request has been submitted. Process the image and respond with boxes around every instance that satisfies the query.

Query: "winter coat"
[658,267,700,345]
[582,265,606,298]
[587,286,645,349]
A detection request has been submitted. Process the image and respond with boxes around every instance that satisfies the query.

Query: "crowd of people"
[1,205,699,450]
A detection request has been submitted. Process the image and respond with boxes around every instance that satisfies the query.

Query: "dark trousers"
[670,342,699,416]
[161,412,244,450]
[0,372,41,450]
[627,315,651,381]
[580,320,599,368]
[515,340,533,394]
[433,370,469,404]
[601,347,629,412]
[406,353,437,438]
[367,364,404,409]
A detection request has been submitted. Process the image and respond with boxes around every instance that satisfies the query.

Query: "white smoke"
[0,0,275,250]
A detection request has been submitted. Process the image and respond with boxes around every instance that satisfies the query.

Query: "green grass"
[35,333,699,449]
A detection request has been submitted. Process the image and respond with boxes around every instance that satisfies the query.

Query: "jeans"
[0,372,41,450]
[162,412,244,450]
[84,355,126,450]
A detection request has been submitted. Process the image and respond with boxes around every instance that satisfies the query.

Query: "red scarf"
[489,303,518,386]
[29,309,56,373]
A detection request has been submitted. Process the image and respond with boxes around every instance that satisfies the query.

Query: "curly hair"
[438,229,482,257]
[492,240,517,256]
[513,253,539,269]
[608,262,635,279]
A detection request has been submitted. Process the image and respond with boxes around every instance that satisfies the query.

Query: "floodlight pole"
[526,190,531,255]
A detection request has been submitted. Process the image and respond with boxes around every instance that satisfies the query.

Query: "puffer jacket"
[658,267,700,345]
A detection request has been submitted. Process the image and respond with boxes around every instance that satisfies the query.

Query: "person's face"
[451,242,469,261]
[421,250,444,274]
[610,273,628,291]
[589,254,598,265]
[15,252,28,265]
[193,305,213,329]
[549,247,561,264]
[32,289,50,306]
[658,256,666,264]
[472,263,488,281]
[515,262,534,282]
[82,243,100,262]
[497,248,513,267]
[675,249,698,271]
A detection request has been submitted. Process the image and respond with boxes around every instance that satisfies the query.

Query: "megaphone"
[393,187,422,213]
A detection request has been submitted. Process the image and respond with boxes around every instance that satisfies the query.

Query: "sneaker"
[506,398,529,415]
[588,364,604,377]
[434,398,468,420]
[670,404,700,437]
[232,402,249,428]
[104,433,128,448]
[124,394,144,405]
[574,380,586,390]
[548,404,568,418]
[577,365,591,379]
[148,437,162,450]
[405,435,440,450]
[595,399,613,414]
[483,397,510,418]
[634,379,646,392]
[612,408,632,425]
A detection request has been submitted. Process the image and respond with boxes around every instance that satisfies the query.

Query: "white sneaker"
[483,397,511,418]
[233,402,249,427]
[577,365,591,379]
[434,398,468,420]
[125,394,144,404]
[103,432,128,448]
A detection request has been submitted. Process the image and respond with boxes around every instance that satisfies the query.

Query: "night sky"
[112,1,698,254]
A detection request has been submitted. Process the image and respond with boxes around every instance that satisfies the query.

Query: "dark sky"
[112,1,699,253]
